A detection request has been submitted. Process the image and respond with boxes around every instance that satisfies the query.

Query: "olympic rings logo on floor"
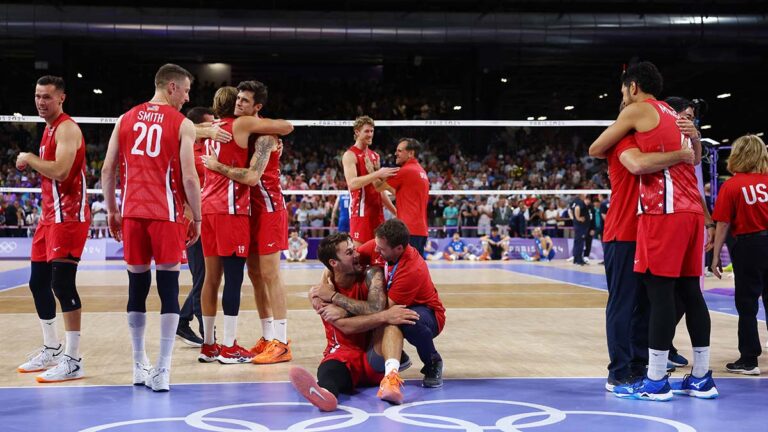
[78,398,698,432]
[0,241,18,253]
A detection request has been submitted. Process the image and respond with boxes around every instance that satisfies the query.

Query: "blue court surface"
[3,377,767,431]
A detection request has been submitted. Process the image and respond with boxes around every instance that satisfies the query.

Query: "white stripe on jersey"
[79,171,86,222]
[358,188,365,217]
[52,180,62,223]
[258,181,274,213]
[165,165,175,222]
[120,155,128,216]
[228,179,235,214]
[664,168,675,213]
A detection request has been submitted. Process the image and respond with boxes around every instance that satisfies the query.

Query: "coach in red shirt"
[711,134,768,375]
[376,138,430,255]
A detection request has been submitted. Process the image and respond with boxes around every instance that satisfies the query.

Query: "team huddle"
[16,64,445,408]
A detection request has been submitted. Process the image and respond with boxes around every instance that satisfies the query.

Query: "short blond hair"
[352,115,375,131]
[212,86,237,118]
[727,134,768,174]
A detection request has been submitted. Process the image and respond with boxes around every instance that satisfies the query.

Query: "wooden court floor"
[0,259,762,388]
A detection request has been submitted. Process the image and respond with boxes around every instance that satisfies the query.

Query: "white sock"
[274,319,287,343]
[202,315,216,345]
[692,346,710,378]
[648,348,669,381]
[64,331,80,359]
[223,314,237,347]
[261,317,275,341]
[40,318,58,347]
[385,358,400,376]
[158,313,179,370]
[127,312,149,364]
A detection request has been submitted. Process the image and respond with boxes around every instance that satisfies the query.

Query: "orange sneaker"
[289,366,338,412]
[252,339,292,364]
[377,370,404,405]
[250,337,269,355]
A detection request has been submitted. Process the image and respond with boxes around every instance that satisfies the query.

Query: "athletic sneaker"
[520,252,533,262]
[18,344,63,373]
[377,370,405,405]
[670,370,719,399]
[146,367,170,392]
[252,339,292,364]
[218,341,254,364]
[288,366,338,412]
[726,358,760,375]
[399,351,412,372]
[198,343,221,363]
[36,355,84,383]
[133,361,152,385]
[176,322,203,347]
[250,337,269,355]
[668,352,689,367]
[421,359,443,388]
[605,376,637,392]
[613,375,673,401]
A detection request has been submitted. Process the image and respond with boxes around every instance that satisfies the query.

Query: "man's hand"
[374,167,399,180]
[711,254,723,279]
[310,294,328,312]
[704,226,715,252]
[108,211,123,242]
[206,122,232,143]
[16,152,31,170]
[319,304,348,322]
[382,305,420,325]
[364,155,376,174]
[676,119,700,140]
[277,138,284,156]
[201,152,221,171]
[678,147,696,165]
[186,220,201,247]
[309,273,336,302]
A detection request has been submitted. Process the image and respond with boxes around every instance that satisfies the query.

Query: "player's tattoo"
[212,135,276,183]
[218,164,248,181]
[333,266,386,315]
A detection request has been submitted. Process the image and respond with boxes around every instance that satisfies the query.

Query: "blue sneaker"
[613,375,673,401]
[520,252,533,262]
[669,352,689,367]
[670,371,719,399]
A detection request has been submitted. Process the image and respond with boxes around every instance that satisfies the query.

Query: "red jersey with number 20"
[39,113,90,225]
[201,117,250,216]
[348,145,383,219]
[635,99,702,216]
[118,103,187,222]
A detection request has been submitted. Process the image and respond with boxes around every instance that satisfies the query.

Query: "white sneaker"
[146,367,170,392]
[18,344,63,373]
[584,257,591,264]
[36,355,84,383]
[133,362,152,386]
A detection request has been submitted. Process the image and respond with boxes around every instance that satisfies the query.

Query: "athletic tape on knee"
[156,270,181,314]
[29,261,55,320]
[51,261,81,312]
[127,270,151,313]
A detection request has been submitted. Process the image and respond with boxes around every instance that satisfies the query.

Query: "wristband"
[330,292,337,302]
[705,223,716,229]
[194,219,202,223]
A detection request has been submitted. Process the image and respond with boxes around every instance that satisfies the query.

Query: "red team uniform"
[633,99,704,277]
[31,113,90,262]
[200,117,250,258]
[321,276,384,387]
[386,158,430,237]
[603,135,640,242]
[712,173,768,236]
[249,140,288,255]
[348,145,384,242]
[118,103,189,265]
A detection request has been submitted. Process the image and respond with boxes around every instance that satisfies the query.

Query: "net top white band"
[0,115,613,127]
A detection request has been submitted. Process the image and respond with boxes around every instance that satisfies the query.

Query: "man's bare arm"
[21,121,80,181]
[343,151,398,190]
[202,135,276,186]
[331,266,387,315]
[619,147,693,175]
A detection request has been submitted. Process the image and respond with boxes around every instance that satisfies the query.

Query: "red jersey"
[118,103,187,222]
[250,139,285,214]
[322,276,371,356]
[358,240,446,333]
[603,135,640,242]
[38,114,90,225]
[201,117,250,216]
[387,158,429,236]
[193,139,205,186]
[712,173,768,236]
[635,99,702,215]
[348,145,383,219]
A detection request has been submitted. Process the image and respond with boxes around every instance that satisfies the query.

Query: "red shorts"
[350,214,384,244]
[634,212,704,277]
[201,214,250,258]
[249,209,288,255]
[31,222,89,262]
[123,217,186,265]
[322,348,384,388]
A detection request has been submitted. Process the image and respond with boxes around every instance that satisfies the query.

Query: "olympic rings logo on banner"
[0,241,18,253]
[79,399,698,432]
